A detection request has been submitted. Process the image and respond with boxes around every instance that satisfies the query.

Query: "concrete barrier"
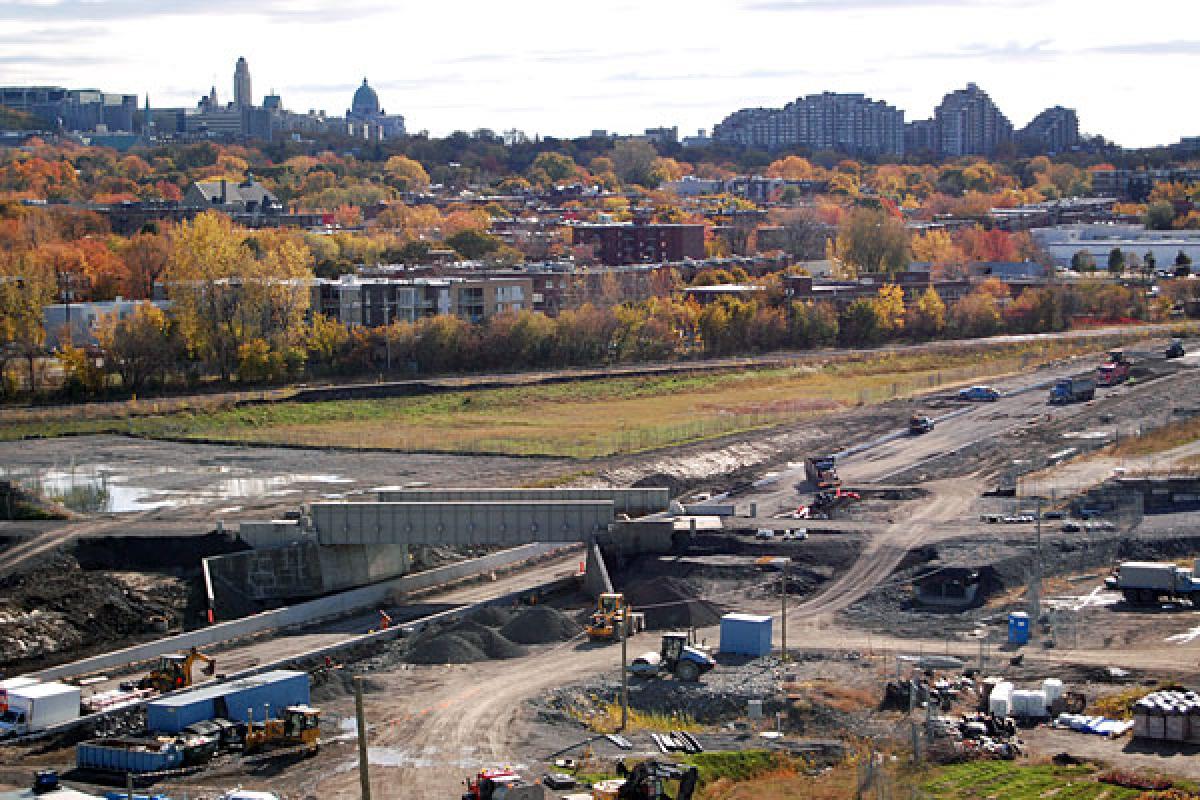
[30,542,577,682]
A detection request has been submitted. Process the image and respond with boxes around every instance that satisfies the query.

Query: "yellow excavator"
[586,593,645,642]
[244,705,322,755]
[138,647,217,692]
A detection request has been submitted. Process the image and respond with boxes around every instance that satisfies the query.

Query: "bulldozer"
[243,705,321,756]
[617,760,699,800]
[138,647,216,693]
[586,593,645,642]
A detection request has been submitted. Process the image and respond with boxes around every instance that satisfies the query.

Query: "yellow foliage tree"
[873,284,906,333]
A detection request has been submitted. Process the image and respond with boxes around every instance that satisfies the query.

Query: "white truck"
[0,682,81,737]
[1106,561,1200,605]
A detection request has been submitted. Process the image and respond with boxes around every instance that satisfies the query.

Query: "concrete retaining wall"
[376,488,669,517]
[312,501,615,546]
[30,542,575,682]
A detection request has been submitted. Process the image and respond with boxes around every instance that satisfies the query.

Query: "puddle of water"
[2,465,356,514]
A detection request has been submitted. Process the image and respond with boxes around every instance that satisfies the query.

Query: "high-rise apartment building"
[1019,106,1080,154]
[233,57,252,108]
[931,83,1013,156]
[713,92,904,156]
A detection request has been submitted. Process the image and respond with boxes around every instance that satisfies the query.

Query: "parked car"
[1061,522,1082,532]
[958,386,1000,402]
[908,415,935,434]
[781,529,809,541]
[754,528,775,540]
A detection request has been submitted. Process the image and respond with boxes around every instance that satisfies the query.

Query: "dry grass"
[570,701,701,734]
[789,679,878,714]
[1109,416,1200,458]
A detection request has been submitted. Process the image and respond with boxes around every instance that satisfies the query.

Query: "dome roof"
[351,78,380,116]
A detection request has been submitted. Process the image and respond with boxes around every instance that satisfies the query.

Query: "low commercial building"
[1032,224,1200,267]
[42,299,171,349]
[311,275,532,326]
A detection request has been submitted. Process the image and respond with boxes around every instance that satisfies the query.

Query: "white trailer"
[0,682,80,737]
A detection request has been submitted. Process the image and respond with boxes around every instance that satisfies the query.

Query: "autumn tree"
[1144,201,1176,231]
[0,251,56,395]
[165,212,312,382]
[836,208,909,277]
[909,229,962,273]
[907,286,946,339]
[873,284,906,335]
[122,231,171,299]
[96,303,181,394]
[528,152,578,187]
[839,299,881,346]
[383,155,431,191]
[611,140,660,187]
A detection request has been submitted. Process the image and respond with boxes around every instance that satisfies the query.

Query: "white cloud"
[0,0,1194,147]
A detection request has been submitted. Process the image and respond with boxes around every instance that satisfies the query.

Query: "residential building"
[1018,106,1079,154]
[713,93,905,156]
[311,275,531,327]
[930,83,1013,156]
[571,222,706,265]
[43,299,170,349]
[1090,168,1200,201]
[903,119,938,154]
[183,177,281,214]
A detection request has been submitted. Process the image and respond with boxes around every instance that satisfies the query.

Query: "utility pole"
[355,675,372,800]
[781,560,789,662]
[619,611,629,731]
[1030,495,1043,624]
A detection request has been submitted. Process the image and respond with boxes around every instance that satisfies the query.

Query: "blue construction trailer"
[146,670,310,734]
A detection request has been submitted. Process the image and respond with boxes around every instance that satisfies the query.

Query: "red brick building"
[571,222,705,266]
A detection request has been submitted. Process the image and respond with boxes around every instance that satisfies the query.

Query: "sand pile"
[499,606,581,645]
[622,576,722,630]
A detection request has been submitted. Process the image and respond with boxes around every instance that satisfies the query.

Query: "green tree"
[839,298,881,346]
[611,140,660,188]
[528,152,578,186]
[1175,250,1192,278]
[1143,200,1176,231]
[1107,248,1125,277]
[445,229,499,260]
[1070,250,1096,272]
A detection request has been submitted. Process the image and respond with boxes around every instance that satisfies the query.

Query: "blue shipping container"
[77,740,183,773]
[1008,612,1030,645]
[720,613,772,657]
[147,670,310,733]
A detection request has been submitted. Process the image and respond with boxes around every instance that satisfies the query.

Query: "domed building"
[345,78,405,140]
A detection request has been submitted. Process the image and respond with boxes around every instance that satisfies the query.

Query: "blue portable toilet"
[1008,611,1030,645]
[720,613,772,657]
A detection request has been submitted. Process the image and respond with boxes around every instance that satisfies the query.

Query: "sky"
[0,0,1197,149]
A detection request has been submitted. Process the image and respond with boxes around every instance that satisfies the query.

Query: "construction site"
[5,335,1200,798]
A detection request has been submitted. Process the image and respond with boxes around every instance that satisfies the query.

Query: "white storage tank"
[1042,678,1063,706]
[1011,689,1049,719]
[1166,707,1187,742]
[989,682,1014,717]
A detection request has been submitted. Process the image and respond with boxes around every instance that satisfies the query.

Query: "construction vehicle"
[629,633,716,682]
[804,455,840,489]
[462,767,542,799]
[138,647,216,693]
[1166,339,1186,359]
[586,593,645,642]
[243,704,321,755]
[1048,375,1095,405]
[616,760,699,800]
[908,415,934,434]
[1097,350,1131,386]
[1106,561,1200,605]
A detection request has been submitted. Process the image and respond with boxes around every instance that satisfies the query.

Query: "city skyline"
[0,0,1197,148]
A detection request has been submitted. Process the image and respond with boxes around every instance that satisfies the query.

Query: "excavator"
[243,704,321,756]
[586,593,645,642]
[138,647,216,692]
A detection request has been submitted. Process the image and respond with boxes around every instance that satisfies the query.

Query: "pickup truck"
[909,415,934,434]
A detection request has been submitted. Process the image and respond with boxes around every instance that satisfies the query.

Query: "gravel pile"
[405,633,489,665]
[622,576,723,630]
[500,606,581,644]
[468,606,515,627]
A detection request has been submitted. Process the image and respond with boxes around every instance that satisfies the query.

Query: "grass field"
[0,337,1142,458]
[920,761,1141,800]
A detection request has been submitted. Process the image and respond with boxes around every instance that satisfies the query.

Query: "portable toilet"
[720,613,773,657]
[1007,612,1030,645]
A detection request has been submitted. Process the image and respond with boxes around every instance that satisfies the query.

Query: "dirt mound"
[622,576,723,630]
[0,554,188,670]
[467,606,514,628]
[444,620,527,659]
[404,633,488,665]
[500,606,581,645]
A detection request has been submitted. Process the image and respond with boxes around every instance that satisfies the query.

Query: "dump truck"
[1105,561,1200,605]
[804,455,840,489]
[0,682,80,737]
[586,593,646,642]
[139,647,216,693]
[1048,375,1095,405]
[630,633,716,682]
[1097,350,1131,386]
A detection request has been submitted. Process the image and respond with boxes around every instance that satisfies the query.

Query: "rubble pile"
[401,605,577,664]
[622,577,723,630]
